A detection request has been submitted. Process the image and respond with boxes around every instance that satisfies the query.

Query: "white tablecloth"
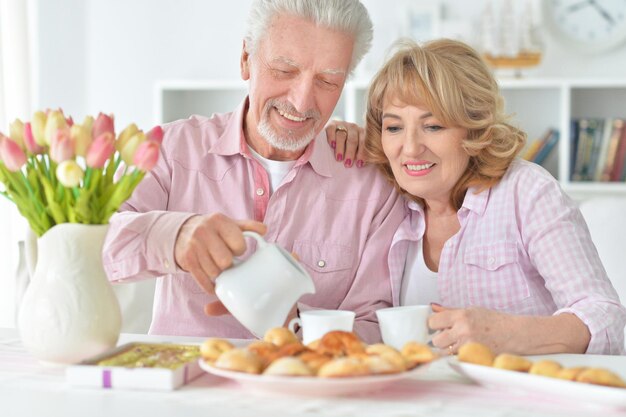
[1,328,624,417]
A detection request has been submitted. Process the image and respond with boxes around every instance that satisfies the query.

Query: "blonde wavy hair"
[365,39,526,209]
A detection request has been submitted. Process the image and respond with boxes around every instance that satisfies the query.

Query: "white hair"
[245,0,373,74]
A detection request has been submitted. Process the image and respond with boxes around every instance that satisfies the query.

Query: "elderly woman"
[329,39,626,355]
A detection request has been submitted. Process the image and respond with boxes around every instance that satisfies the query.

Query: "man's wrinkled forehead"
[269,55,347,76]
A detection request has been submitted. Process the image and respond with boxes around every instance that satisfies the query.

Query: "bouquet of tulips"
[0,110,162,236]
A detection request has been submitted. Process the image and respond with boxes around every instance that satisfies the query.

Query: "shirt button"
[164,259,170,269]
[317,260,326,268]
[487,257,495,265]
[256,188,265,196]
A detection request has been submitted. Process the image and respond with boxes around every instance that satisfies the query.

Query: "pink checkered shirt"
[103,99,405,343]
[388,159,626,354]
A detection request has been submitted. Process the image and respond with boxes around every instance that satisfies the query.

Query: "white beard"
[257,99,320,152]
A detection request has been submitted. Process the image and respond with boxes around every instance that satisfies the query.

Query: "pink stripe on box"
[102,370,112,388]
[183,365,188,383]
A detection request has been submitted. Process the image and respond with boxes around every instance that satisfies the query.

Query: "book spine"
[593,118,615,181]
[610,122,626,181]
[601,119,624,182]
[533,130,559,166]
[586,119,604,182]
[569,120,579,181]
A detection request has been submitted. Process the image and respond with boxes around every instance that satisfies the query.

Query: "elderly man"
[103,0,404,343]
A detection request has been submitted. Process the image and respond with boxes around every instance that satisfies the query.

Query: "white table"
[1,328,624,417]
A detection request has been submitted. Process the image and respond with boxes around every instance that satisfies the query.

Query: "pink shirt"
[388,159,626,354]
[103,99,405,343]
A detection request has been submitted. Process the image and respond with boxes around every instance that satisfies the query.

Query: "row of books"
[522,128,559,165]
[571,118,626,182]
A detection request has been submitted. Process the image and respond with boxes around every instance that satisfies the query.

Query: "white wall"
[34,0,626,130]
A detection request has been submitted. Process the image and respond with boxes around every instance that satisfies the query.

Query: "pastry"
[213,348,263,374]
[318,357,370,378]
[246,341,278,368]
[401,342,436,369]
[297,351,332,374]
[268,341,309,363]
[492,353,532,372]
[315,331,365,357]
[263,327,299,347]
[366,343,407,371]
[576,368,626,388]
[200,338,234,363]
[529,360,562,378]
[555,366,587,381]
[363,355,404,375]
[457,342,495,367]
[263,357,313,376]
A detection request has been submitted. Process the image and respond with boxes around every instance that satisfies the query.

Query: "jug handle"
[229,231,269,266]
[242,231,268,249]
[241,232,310,282]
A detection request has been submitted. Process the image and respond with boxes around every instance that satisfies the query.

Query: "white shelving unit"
[155,78,626,200]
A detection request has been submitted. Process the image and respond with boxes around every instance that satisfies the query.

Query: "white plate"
[448,354,626,408]
[199,359,432,397]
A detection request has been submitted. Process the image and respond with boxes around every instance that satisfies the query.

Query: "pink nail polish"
[356,160,364,168]
[331,141,336,149]
[337,153,343,162]
[344,158,352,167]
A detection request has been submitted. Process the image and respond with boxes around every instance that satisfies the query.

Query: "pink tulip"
[49,128,75,163]
[133,140,160,171]
[66,116,74,127]
[146,126,164,145]
[92,113,115,139]
[0,135,27,172]
[23,123,45,154]
[86,132,115,168]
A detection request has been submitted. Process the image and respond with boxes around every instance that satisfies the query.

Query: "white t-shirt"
[248,147,296,193]
[400,239,440,306]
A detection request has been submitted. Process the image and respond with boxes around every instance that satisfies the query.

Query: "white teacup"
[215,232,316,338]
[288,310,355,345]
[376,305,431,350]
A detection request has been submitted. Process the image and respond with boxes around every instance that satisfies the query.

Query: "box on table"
[66,342,203,391]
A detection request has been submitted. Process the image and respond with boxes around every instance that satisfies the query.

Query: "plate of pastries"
[449,342,626,408]
[199,328,438,396]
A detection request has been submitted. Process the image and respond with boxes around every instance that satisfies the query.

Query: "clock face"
[544,0,626,52]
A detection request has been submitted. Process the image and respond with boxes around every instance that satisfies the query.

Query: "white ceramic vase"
[17,223,121,365]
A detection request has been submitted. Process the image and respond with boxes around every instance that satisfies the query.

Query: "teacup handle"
[287,317,301,333]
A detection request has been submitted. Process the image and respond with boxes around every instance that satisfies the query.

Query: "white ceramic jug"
[18,224,121,364]
[215,232,316,337]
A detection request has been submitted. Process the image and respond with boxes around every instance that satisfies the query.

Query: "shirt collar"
[461,185,490,216]
[208,96,332,178]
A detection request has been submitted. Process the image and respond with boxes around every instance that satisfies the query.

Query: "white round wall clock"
[543,0,626,53]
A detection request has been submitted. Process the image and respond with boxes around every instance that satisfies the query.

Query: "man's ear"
[240,40,251,81]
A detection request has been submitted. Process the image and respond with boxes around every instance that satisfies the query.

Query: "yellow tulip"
[71,124,92,157]
[120,131,146,165]
[9,119,25,150]
[116,123,139,151]
[44,110,68,146]
[31,111,47,146]
[56,160,84,188]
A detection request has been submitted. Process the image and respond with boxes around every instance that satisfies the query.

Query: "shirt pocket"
[292,240,353,306]
[463,241,530,310]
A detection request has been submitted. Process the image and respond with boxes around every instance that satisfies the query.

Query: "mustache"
[265,99,321,120]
